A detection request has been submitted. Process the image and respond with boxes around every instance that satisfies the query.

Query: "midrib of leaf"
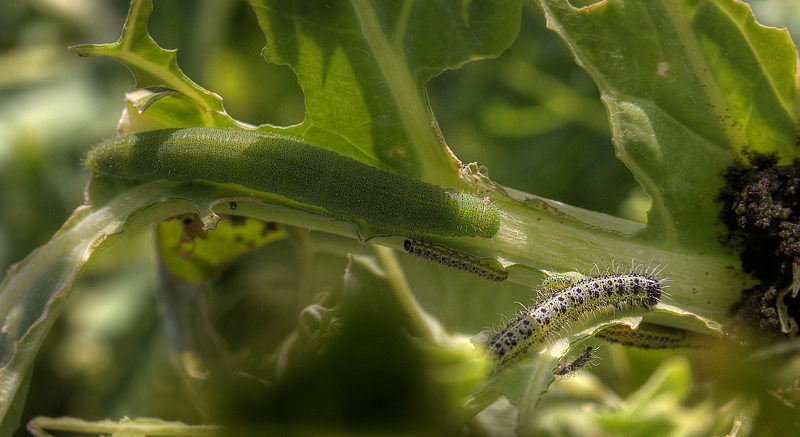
[349,0,457,180]
[391,0,414,48]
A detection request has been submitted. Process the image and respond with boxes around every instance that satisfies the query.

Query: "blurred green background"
[1,0,798,433]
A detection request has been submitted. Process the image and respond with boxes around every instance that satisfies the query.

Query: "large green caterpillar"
[85,128,501,238]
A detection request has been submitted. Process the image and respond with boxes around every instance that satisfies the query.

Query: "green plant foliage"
[252,0,521,178]
[538,0,798,246]
[70,0,235,129]
[0,0,799,435]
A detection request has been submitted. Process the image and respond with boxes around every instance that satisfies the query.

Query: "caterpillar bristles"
[487,268,664,372]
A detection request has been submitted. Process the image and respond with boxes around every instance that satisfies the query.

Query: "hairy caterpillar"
[85,128,501,238]
[595,323,717,349]
[488,272,663,371]
[403,240,508,282]
[554,346,598,376]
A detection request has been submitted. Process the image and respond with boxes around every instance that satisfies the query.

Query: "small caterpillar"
[488,272,662,371]
[403,240,508,282]
[85,128,501,238]
[595,323,717,349]
[554,346,598,376]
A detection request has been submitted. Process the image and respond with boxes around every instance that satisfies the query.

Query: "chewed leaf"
[538,0,798,248]
[156,214,286,282]
[250,0,521,180]
[69,0,236,128]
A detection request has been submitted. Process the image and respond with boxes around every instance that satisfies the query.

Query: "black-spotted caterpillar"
[554,346,598,376]
[488,272,663,371]
[595,322,717,349]
[403,240,508,282]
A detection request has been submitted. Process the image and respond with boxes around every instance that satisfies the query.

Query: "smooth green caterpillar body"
[85,128,501,238]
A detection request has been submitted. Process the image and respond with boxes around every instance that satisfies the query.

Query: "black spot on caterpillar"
[554,346,598,376]
[595,323,718,349]
[403,239,508,282]
[488,272,663,371]
[85,128,501,238]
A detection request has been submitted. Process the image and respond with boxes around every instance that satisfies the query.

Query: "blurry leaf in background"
[532,357,725,436]
[0,1,122,274]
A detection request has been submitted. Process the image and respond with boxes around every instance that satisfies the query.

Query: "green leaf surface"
[69,0,236,128]
[537,0,798,247]
[250,0,521,182]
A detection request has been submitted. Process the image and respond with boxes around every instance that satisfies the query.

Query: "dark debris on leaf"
[717,153,800,340]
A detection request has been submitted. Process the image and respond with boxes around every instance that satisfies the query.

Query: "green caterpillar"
[85,128,501,238]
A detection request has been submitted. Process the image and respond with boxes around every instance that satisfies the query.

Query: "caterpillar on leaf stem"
[403,239,507,282]
[595,322,718,349]
[85,128,501,238]
[554,346,598,376]
[488,271,664,372]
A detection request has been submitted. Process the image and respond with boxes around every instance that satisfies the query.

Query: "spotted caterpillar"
[554,346,598,376]
[595,322,717,349]
[403,240,508,282]
[488,272,663,371]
